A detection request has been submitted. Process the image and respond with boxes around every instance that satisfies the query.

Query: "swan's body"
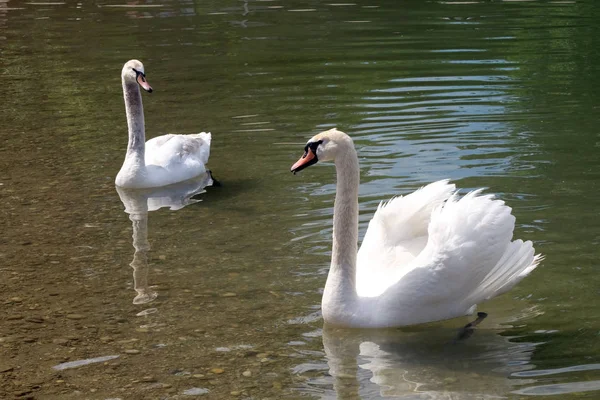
[115,60,211,189]
[291,128,542,328]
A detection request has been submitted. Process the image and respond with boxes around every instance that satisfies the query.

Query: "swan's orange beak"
[137,73,153,93]
[291,148,317,175]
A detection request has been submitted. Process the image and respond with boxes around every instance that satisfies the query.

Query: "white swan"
[291,128,542,328]
[115,59,212,189]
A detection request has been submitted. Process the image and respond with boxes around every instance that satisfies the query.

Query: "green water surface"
[1,0,599,399]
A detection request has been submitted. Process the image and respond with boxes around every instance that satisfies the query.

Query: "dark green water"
[1,0,599,399]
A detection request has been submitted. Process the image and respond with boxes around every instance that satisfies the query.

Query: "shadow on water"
[189,176,263,206]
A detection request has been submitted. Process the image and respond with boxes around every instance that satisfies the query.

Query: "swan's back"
[145,132,211,167]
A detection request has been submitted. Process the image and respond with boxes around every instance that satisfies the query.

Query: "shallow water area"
[1,0,600,399]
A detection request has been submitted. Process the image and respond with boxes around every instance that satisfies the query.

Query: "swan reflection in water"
[115,173,215,304]
[298,315,537,400]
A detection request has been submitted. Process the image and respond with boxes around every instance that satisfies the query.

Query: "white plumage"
[115,60,212,189]
[291,128,542,328]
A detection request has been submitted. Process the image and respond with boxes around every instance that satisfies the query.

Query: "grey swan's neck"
[123,81,146,164]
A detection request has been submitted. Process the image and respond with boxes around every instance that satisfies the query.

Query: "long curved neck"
[323,143,360,321]
[331,149,360,271]
[123,80,146,163]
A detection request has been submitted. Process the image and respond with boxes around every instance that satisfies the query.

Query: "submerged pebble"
[183,387,209,396]
[136,308,158,317]
[444,377,458,384]
[0,336,20,343]
[52,355,120,370]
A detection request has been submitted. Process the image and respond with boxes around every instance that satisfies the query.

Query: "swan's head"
[122,59,153,93]
[291,128,353,174]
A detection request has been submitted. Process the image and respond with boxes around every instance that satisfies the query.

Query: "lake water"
[1,0,600,399]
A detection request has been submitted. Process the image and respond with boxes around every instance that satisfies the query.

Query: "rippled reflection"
[115,173,214,304]
[0,0,10,39]
[512,379,600,396]
[306,324,536,399]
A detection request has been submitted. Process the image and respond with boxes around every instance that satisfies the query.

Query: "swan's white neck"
[123,80,146,164]
[322,144,360,324]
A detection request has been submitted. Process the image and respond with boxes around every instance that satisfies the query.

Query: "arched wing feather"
[356,180,455,297]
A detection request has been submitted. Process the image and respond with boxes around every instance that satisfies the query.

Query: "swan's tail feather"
[519,253,544,278]
[191,132,211,145]
[466,239,542,305]
[489,251,543,298]
[190,132,211,164]
[420,190,517,305]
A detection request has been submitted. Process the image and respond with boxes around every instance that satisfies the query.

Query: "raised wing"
[375,189,539,323]
[356,180,455,296]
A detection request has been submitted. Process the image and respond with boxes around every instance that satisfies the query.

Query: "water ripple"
[513,363,600,378]
[513,380,600,396]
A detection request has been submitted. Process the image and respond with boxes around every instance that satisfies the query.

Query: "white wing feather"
[146,132,211,167]
[401,191,515,305]
[356,180,455,296]
[361,189,540,326]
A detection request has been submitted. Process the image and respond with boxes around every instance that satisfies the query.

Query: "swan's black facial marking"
[304,140,323,155]
[291,140,323,174]
[132,68,145,79]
